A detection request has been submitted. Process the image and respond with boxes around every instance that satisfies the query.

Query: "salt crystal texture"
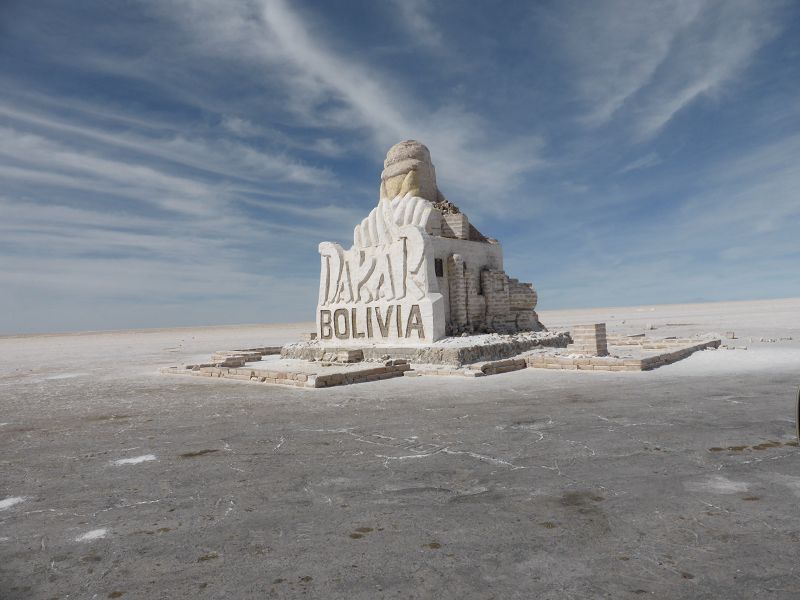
[75,528,108,542]
[111,454,156,466]
[0,497,27,511]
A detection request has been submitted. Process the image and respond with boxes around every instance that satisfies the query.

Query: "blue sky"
[1,0,798,334]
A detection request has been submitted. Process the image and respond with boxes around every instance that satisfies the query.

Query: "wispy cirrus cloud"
[0,103,333,188]
[152,0,545,211]
[680,132,800,235]
[0,94,356,332]
[389,0,445,50]
[550,0,784,138]
[617,152,662,174]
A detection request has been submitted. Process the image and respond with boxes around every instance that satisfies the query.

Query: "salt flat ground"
[1,299,799,600]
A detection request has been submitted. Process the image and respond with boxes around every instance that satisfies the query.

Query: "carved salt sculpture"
[317,141,542,346]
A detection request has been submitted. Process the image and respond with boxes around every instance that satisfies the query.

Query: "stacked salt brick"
[568,323,608,356]
[481,270,509,318]
[160,359,412,388]
[441,213,469,239]
[447,254,469,331]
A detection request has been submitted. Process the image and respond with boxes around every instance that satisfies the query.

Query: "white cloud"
[634,1,783,139]
[221,114,265,137]
[0,127,221,216]
[553,1,701,125]
[680,132,800,235]
[552,0,783,138]
[389,0,444,50]
[153,0,545,211]
[2,0,795,330]
[618,152,662,174]
[309,137,346,157]
[0,103,332,188]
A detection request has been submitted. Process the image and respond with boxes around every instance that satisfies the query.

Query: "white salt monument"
[317,140,542,346]
[163,140,721,387]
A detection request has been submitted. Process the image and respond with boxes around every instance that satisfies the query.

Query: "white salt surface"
[765,474,800,497]
[256,354,283,364]
[75,528,108,542]
[0,496,28,511]
[538,297,800,341]
[1,299,799,384]
[664,346,800,376]
[111,454,157,466]
[0,322,310,382]
[538,298,800,376]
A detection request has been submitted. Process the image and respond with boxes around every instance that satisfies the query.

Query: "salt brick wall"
[466,272,486,328]
[569,323,608,355]
[447,254,468,328]
[482,270,510,317]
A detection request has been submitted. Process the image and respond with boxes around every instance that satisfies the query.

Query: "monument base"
[282,330,570,366]
[160,325,721,388]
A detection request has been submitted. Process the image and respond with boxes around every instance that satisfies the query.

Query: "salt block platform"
[411,338,721,377]
[526,339,721,371]
[161,356,411,388]
[161,331,722,388]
